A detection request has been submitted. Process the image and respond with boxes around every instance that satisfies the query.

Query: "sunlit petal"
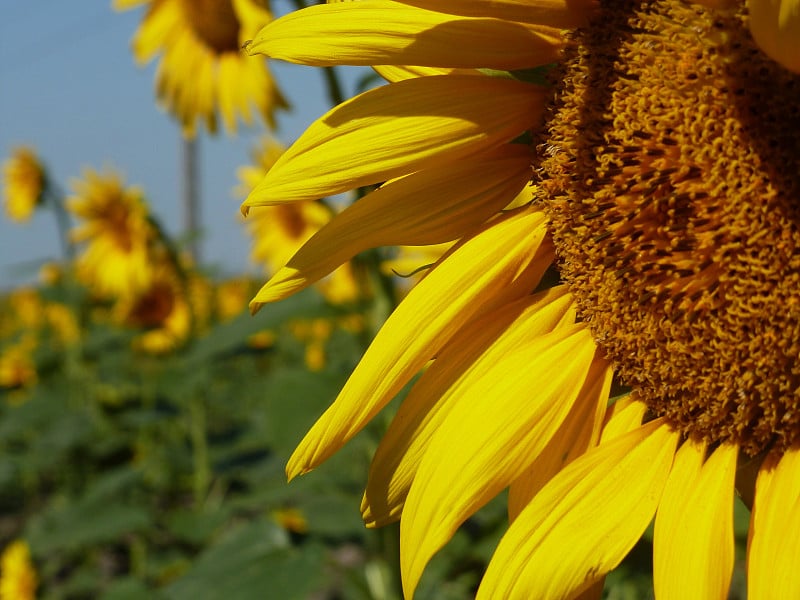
[373,64,481,82]
[286,208,553,479]
[392,0,597,27]
[401,324,599,598]
[747,444,800,599]
[242,75,546,208]
[507,357,611,520]
[247,1,564,70]
[477,420,678,600]
[362,286,575,527]
[654,440,736,600]
[250,144,533,308]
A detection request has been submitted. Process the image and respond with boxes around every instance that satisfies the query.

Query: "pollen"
[538,0,800,455]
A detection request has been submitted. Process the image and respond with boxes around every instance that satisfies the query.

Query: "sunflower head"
[0,540,37,600]
[0,337,37,392]
[117,0,289,136]
[121,267,193,354]
[234,0,800,597]
[67,168,156,300]
[2,147,46,223]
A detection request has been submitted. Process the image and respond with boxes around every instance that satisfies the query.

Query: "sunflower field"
[3,0,797,599]
[0,2,507,597]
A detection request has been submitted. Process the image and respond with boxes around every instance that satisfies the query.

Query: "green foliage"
[0,281,511,600]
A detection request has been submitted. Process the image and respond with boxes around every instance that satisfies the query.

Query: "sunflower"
[2,147,45,223]
[0,540,37,600]
[115,263,191,353]
[241,0,800,598]
[67,168,156,300]
[237,137,362,304]
[0,336,37,392]
[115,0,289,136]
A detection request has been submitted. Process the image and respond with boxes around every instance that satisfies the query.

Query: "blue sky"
[0,0,366,289]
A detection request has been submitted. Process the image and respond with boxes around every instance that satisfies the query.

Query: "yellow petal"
[654,440,736,600]
[246,1,563,70]
[242,75,546,209]
[477,420,679,600]
[400,324,599,598]
[373,65,482,82]
[392,0,596,27]
[250,145,533,308]
[507,357,611,521]
[113,0,149,9]
[362,286,576,527]
[599,393,647,442]
[748,0,800,73]
[747,444,800,599]
[286,207,553,480]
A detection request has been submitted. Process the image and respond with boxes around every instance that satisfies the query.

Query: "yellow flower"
[44,303,80,346]
[38,263,62,287]
[6,289,43,332]
[271,507,308,534]
[242,0,800,598]
[118,266,192,354]
[0,540,36,600]
[67,169,155,300]
[115,0,289,136]
[0,337,37,392]
[238,137,364,305]
[2,148,45,223]
[289,317,333,372]
[215,277,255,321]
[247,329,276,349]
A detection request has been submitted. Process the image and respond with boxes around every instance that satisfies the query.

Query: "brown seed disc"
[537,0,800,455]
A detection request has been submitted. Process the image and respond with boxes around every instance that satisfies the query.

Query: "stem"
[181,136,201,264]
[322,66,346,106]
[189,394,210,510]
[43,178,74,262]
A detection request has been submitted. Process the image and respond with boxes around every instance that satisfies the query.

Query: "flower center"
[179,0,242,53]
[538,0,800,455]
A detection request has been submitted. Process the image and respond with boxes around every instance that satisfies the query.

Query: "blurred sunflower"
[241,0,800,598]
[43,303,80,347]
[216,277,255,321]
[0,540,37,600]
[122,269,191,354]
[67,168,156,300]
[238,137,361,304]
[115,0,289,136]
[2,147,45,223]
[0,337,37,392]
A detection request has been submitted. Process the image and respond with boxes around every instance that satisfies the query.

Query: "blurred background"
[0,0,352,287]
[0,2,510,599]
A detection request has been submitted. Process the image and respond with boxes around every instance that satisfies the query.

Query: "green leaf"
[184,289,334,365]
[161,519,327,600]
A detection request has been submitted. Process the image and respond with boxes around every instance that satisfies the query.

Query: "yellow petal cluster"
[115,0,288,136]
[0,540,37,600]
[2,147,45,223]
[68,169,156,300]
